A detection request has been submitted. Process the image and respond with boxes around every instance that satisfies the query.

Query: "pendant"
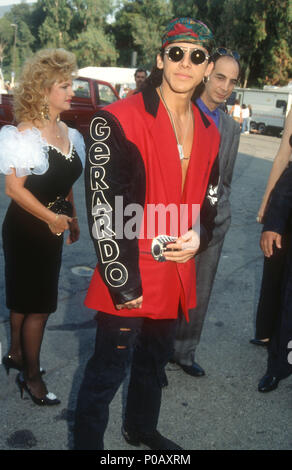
[177,144,184,160]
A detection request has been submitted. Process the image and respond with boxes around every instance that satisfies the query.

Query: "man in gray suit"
[171,51,241,377]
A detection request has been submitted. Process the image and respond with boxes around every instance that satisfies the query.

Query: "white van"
[227,86,292,136]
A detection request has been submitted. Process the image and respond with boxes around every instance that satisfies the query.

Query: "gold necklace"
[56,122,61,139]
[159,86,192,160]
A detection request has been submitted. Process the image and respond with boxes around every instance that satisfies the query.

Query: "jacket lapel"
[145,93,182,206]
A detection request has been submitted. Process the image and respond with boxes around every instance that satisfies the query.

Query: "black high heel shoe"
[16,373,60,406]
[2,355,46,376]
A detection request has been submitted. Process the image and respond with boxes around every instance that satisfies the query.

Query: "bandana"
[162,18,215,52]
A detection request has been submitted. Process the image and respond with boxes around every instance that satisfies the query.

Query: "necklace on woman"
[159,86,192,161]
[55,122,61,139]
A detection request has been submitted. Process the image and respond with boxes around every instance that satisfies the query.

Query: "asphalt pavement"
[0,132,291,452]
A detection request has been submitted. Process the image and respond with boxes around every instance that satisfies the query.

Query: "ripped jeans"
[74,311,177,450]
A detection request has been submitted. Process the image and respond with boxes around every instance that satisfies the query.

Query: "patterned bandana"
[161,17,215,52]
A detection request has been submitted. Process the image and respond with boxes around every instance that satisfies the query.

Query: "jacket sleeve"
[84,109,146,305]
[219,119,240,202]
[197,154,220,253]
[263,163,292,235]
[207,116,240,247]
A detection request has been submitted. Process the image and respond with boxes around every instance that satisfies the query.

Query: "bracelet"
[48,214,60,230]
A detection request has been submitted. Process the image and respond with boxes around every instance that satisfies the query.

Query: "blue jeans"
[241,118,249,133]
[74,311,177,450]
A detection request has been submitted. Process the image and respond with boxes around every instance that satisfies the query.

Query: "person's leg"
[21,313,50,397]
[255,235,289,340]
[7,310,25,367]
[74,312,142,450]
[174,240,224,366]
[124,317,177,435]
[258,235,292,392]
[266,238,292,379]
[247,117,251,133]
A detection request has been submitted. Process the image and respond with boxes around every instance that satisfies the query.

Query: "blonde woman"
[0,49,85,405]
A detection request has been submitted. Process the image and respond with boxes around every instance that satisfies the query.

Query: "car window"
[98,84,118,105]
[73,79,90,98]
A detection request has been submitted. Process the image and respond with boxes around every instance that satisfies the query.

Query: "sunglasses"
[165,46,209,65]
[215,47,240,61]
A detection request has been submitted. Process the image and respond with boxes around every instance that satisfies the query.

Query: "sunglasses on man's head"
[215,47,240,61]
[165,46,210,65]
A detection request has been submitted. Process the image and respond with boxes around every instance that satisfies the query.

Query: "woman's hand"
[164,229,200,263]
[48,214,72,235]
[260,231,282,257]
[66,218,80,244]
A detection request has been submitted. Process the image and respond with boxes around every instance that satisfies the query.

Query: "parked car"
[0,76,120,138]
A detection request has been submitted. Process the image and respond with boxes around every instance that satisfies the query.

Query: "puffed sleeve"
[0,125,49,177]
[68,127,85,168]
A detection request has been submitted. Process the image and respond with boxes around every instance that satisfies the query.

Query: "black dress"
[261,151,292,379]
[1,128,84,314]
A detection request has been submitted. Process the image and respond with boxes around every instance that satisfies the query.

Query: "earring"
[203,76,210,84]
[40,97,50,121]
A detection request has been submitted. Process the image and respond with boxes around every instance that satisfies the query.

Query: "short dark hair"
[211,52,241,76]
[134,68,147,77]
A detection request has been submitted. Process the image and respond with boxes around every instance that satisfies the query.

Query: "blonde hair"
[13,48,77,124]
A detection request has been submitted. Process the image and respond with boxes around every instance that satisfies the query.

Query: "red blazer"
[84,86,220,320]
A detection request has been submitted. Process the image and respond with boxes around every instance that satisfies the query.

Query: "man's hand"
[116,296,143,310]
[164,229,200,263]
[260,231,282,257]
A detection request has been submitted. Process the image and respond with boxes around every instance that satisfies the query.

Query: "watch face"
[151,235,177,262]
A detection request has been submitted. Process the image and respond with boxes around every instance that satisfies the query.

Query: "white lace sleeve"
[68,127,85,168]
[0,125,49,177]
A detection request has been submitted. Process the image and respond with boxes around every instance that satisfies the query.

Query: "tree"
[3,3,35,80]
[0,0,289,87]
[248,0,292,86]
[0,17,14,70]
[70,0,118,67]
[37,0,73,48]
[71,27,118,66]
[202,0,292,87]
[112,0,172,69]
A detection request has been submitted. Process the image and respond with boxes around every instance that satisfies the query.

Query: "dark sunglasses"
[165,46,209,65]
[215,47,240,61]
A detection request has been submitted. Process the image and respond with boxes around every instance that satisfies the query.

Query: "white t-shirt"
[232,104,241,118]
[242,108,250,119]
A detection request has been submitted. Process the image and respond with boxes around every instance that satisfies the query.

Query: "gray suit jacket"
[208,109,240,246]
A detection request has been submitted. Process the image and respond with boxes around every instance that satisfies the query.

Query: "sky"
[0,1,36,6]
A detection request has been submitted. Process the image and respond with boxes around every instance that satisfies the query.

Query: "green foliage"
[70,0,118,66]
[129,0,173,68]
[71,27,118,66]
[38,0,73,48]
[2,3,35,79]
[0,17,14,69]
[213,0,292,86]
[112,0,172,68]
[0,0,290,87]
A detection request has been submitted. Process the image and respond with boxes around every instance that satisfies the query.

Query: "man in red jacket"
[74,17,220,450]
